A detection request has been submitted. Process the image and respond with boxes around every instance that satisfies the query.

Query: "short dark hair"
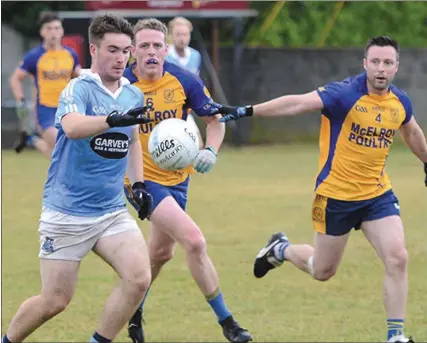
[39,11,61,28]
[89,13,134,45]
[364,36,400,59]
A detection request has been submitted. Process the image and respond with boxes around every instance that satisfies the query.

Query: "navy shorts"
[124,177,189,214]
[37,104,57,131]
[312,189,400,236]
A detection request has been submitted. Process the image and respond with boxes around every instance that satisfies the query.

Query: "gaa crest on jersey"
[164,88,175,102]
[90,132,130,159]
[390,108,400,123]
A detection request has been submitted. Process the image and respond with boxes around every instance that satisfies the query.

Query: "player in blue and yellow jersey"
[2,14,153,343]
[123,18,252,343]
[9,12,81,158]
[214,36,427,343]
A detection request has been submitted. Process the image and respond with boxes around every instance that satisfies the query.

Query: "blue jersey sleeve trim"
[65,46,80,70]
[19,45,44,75]
[390,85,413,125]
[164,61,212,116]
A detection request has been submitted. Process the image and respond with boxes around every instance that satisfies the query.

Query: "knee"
[126,271,151,298]
[150,244,175,265]
[41,292,71,319]
[384,247,408,274]
[183,229,206,256]
[313,265,337,282]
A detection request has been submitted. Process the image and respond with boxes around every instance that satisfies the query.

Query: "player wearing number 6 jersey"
[210,36,427,343]
[122,18,252,343]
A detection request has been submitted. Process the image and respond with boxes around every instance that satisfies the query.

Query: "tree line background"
[2,1,427,47]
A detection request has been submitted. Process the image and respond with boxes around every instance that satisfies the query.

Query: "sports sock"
[206,288,232,323]
[130,286,150,325]
[26,134,39,147]
[2,334,11,343]
[138,285,150,312]
[89,331,111,343]
[273,241,289,261]
[387,318,404,340]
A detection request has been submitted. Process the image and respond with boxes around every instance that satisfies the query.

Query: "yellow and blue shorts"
[312,190,400,236]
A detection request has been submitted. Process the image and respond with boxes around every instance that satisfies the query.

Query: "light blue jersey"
[166,45,201,75]
[43,71,144,217]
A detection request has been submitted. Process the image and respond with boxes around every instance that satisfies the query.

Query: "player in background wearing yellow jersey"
[9,12,81,159]
[122,18,252,343]
[214,36,427,343]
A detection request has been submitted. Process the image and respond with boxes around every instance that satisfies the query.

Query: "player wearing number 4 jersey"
[211,36,427,343]
[122,18,252,343]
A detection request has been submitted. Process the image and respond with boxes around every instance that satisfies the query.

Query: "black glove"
[424,163,427,187]
[213,103,254,123]
[132,182,153,221]
[106,107,151,127]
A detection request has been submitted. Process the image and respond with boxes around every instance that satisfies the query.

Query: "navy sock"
[206,289,232,323]
[138,285,150,311]
[387,318,404,340]
[26,134,39,147]
[2,334,12,343]
[130,286,150,324]
[89,331,111,343]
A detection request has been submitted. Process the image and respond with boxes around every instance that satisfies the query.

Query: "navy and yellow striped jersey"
[315,72,413,201]
[123,61,213,186]
[19,44,79,108]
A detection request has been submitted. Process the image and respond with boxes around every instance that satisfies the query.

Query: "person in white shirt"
[166,16,204,149]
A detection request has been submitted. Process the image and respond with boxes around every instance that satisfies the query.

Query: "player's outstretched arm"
[400,116,427,186]
[215,91,324,123]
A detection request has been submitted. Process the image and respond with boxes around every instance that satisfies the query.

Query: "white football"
[148,118,200,171]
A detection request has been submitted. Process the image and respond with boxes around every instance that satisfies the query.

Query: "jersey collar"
[80,68,130,99]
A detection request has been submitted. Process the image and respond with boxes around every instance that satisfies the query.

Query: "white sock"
[307,256,314,277]
[273,242,288,261]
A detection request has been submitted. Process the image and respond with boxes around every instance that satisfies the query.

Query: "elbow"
[63,124,81,139]
[64,129,79,140]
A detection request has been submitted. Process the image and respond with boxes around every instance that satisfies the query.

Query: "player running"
[9,12,81,158]
[123,18,252,343]
[2,14,153,343]
[211,36,427,343]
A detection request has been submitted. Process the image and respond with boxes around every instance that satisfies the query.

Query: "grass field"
[1,144,426,342]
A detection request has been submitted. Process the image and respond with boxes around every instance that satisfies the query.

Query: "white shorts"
[38,207,140,261]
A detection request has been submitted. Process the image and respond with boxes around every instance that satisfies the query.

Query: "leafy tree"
[2,1,84,37]
[247,1,427,47]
